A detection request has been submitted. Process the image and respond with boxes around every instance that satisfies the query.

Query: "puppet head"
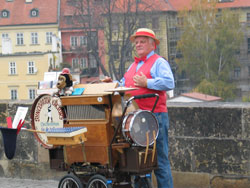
[57,74,73,89]
[56,68,73,96]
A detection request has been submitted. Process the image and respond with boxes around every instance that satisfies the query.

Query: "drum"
[122,110,159,147]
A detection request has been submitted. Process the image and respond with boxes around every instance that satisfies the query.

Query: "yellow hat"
[130,28,160,45]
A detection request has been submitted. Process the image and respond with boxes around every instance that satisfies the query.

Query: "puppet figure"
[56,68,73,96]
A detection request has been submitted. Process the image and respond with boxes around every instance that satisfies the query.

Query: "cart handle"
[126,93,159,113]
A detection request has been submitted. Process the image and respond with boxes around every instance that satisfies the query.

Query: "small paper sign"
[12,107,28,129]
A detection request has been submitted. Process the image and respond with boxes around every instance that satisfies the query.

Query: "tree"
[65,0,109,76]
[98,0,157,80]
[176,0,243,100]
[66,0,164,80]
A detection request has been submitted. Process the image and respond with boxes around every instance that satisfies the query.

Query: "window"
[1,10,9,18]
[152,17,159,29]
[9,62,16,75]
[139,17,147,28]
[66,16,73,25]
[89,55,97,68]
[2,33,9,39]
[80,36,87,46]
[16,33,24,45]
[80,58,87,69]
[234,67,241,78]
[70,36,78,47]
[72,58,79,69]
[31,32,38,44]
[177,17,184,27]
[112,43,119,60]
[169,41,177,56]
[28,61,35,74]
[46,32,52,44]
[30,9,39,17]
[169,28,177,41]
[180,70,187,79]
[235,48,240,55]
[29,89,36,100]
[247,13,250,22]
[248,38,250,53]
[112,20,119,34]
[10,89,17,100]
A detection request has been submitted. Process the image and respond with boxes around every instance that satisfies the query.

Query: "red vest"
[124,54,167,112]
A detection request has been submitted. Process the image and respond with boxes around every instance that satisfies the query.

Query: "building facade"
[0,0,60,100]
[59,0,106,84]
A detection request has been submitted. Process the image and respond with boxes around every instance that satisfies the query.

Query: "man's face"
[134,36,155,58]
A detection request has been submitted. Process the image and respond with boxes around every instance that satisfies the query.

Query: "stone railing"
[168,102,250,188]
[0,101,249,187]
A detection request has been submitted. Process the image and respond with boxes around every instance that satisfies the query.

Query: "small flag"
[6,117,12,129]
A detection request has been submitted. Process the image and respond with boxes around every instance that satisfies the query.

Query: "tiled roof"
[168,0,192,11]
[60,0,103,29]
[181,92,222,102]
[60,0,175,30]
[168,0,250,11]
[0,0,58,26]
[110,0,174,13]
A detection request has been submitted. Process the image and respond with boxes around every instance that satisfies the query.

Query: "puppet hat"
[61,68,70,74]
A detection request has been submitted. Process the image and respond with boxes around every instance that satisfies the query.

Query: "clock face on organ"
[31,94,64,148]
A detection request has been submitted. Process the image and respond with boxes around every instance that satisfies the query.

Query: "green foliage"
[242,96,250,102]
[176,0,243,100]
[194,79,236,101]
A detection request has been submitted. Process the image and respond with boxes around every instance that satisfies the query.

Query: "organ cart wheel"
[58,173,83,188]
[134,176,152,188]
[87,174,112,188]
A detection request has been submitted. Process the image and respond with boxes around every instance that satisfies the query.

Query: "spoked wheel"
[134,176,152,188]
[87,174,112,188]
[58,173,83,188]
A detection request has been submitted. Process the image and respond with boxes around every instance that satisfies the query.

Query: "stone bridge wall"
[0,101,249,188]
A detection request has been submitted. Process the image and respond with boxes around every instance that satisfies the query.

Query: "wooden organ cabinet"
[61,94,114,165]
[60,83,120,166]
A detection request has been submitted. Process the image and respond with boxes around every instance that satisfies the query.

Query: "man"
[104,28,174,188]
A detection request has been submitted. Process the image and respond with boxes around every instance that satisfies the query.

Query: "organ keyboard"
[46,127,87,146]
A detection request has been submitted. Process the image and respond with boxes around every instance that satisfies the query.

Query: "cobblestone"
[0,177,58,188]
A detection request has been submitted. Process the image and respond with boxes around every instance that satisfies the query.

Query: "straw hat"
[130,28,160,45]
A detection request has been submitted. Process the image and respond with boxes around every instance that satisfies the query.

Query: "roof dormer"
[1,10,10,18]
[30,8,39,17]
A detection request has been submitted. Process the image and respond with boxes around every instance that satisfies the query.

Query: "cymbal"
[105,87,138,93]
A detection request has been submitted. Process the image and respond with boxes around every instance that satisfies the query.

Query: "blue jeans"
[154,112,173,188]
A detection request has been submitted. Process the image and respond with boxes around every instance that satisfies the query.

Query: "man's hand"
[101,76,113,83]
[133,72,147,87]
